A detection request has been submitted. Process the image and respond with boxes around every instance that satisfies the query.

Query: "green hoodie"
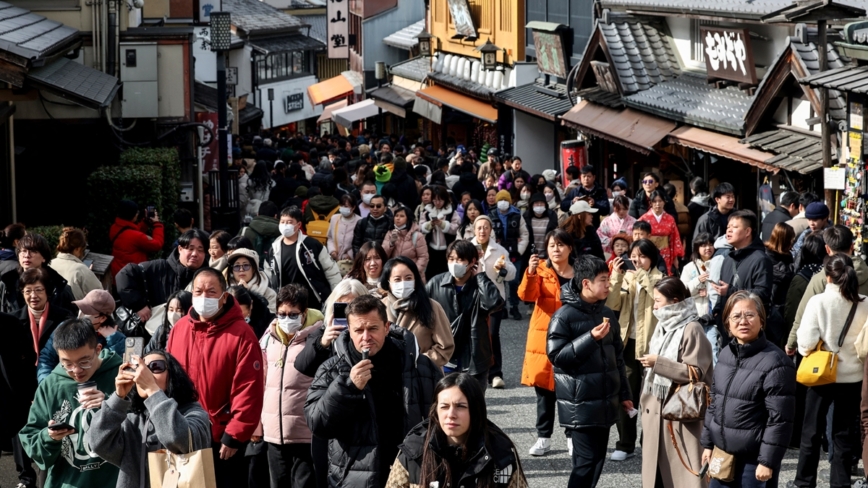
[19,348,123,488]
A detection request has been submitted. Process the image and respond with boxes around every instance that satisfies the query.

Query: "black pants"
[615,338,640,453]
[488,309,504,381]
[11,434,36,487]
[535,386,557,438]
[311,436,329,488]
[794,381,862,488]
[267,442,315,488]
[248,442,269,488]
[212,441,250,488]
[568,427,610,488]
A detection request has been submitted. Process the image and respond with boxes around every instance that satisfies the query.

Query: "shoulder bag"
[148,427,216,488]
[797,302,858,387]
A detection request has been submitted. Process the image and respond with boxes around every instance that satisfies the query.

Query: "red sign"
[196,112,219,173]
[561,140,587,187]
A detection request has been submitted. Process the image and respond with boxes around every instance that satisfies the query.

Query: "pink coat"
[327,213,360,260]
[382,222,430,276]
[259,322,319,445]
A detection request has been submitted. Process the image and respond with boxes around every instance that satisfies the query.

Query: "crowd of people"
[0,129,862,488]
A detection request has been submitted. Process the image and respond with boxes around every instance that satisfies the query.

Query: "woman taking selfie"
[384,373,528,488]
[702,291,796,487]
[88,350,211,488]
[638,278,713,487]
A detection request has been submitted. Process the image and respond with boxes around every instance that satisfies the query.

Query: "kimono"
[639,210,684,274]
[597,213,637,254]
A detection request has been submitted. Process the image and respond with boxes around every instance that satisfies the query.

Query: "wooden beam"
[0,58,27,88]
[0,88,37,101]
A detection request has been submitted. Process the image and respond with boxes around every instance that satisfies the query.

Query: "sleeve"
[652,323,714,383]
[757,363,796,469]
[612,318,631,402]
[680,263,703,296]
[304,361,368,438]
[517,221,529,256]
[693,214,708,242]
[597,218,612,252]
[294,325,333,377]
[352,220,365,255]
[594,188,611,216]
[414,233,429,276]
[86,393,135,466]
[318,247,342,290]
[221,332,265,447]
[546,314,602,370]
[449,211,461,235]
[327,217,338,255]
[789,273,825,349]
[37,335,58,384]
[18,382,63,469]
[116,262,148,312]
[670,218,684,259]
[132,224,165,253]
[796,297,822,356]
[516,269,541,303]
[145,390,212,453]
[628,196,642,219]
[476,274,505,313]
[560,189,576,212]
[78,267,104,299]
[381,231,396,255]
[104,331,127,357]
[605,271,626,312]
[423,301,456,368]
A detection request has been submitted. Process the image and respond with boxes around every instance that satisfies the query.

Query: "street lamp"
[476,38,500,71]
[210,11,237,231]
[415,30,434,56]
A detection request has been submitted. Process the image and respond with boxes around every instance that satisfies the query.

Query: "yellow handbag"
[797,303,857,387]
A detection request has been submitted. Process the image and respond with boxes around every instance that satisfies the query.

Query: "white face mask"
[339,207,353,218]
[278,315,303,335]
[448,262,467,279]
[396,224,406,231]
[545,193,554,202]
[391,280,415,299]
[350,174,357,183]
[613,190,624,198]
[533,205,546,215]
[497,200,509,211]
[169,312,183,326]
[279,223,297,238]
[520,193,530,201]
[362,193,375,205]
[193,293,224,319]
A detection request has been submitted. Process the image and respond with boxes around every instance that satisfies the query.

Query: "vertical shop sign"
[328,0,348,58]
[197,112,219,172]
[561,140,587,187]
[701,27,757,84]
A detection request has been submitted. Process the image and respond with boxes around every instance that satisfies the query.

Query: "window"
[256,51,311,83]
[691,19,719,64]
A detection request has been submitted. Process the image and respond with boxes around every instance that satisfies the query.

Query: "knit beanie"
[495,190,512,203]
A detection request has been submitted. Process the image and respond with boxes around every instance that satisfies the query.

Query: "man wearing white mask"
[167,267,265,488]
[267,206,342,310]
[357,181,378,218]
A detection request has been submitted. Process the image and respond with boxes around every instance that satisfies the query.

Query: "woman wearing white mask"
[327,195,361,266]
[597,195,636,257]
[524,193,559,261]
[146,290,192,353]
[382,205,429,278]
[380,256,454,367]
[259,284,323,488]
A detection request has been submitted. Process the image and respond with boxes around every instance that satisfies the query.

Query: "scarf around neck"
[647,297,699,399]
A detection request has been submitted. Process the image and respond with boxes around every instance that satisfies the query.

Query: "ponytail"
[826,254,864,303]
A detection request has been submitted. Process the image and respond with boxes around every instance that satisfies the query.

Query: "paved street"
[0,311,842,488]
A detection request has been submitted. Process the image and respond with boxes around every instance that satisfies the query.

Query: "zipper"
[719,349,740,452]
[278,343,289,444]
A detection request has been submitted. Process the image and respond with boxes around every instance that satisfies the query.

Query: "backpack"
[307,207,338,245]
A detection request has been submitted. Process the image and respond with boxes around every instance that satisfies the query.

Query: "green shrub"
[119,147,181,253]
[28,225,64,255]
[86,165,163,255]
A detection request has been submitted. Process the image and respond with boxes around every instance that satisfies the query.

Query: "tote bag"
[148,429,216,488]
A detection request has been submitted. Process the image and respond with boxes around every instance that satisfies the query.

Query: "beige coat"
[640,321,713,488]
[606,267,663,356]
[382,293,455,368]
[49,253,103,300]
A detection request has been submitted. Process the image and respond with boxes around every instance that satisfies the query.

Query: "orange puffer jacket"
[517,261,565,391]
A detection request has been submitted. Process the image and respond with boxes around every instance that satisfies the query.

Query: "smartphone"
[123,337,144,372]
[82,259,93,268]
[333,302,348,329]
[146,205,156,219]
[698,462,709,478]
[48,422,75,431]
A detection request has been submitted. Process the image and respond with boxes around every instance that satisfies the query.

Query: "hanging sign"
[327,0,348,59]
[701,27,757,85]
[824,167,846,190]
[561,140,587,187]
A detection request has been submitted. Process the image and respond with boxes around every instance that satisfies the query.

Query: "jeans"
[709,459,780,488]
[212,441,250,488]
[704,323,721,366]
[535,386,557,438]
[508,258,526,309]
[267,442,315,488]
[488,309,504,380]
[568,427,610,488]
[615,338,640,453]
[794,381,862,488]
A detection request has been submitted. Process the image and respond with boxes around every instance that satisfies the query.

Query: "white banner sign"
[327,0,349,59]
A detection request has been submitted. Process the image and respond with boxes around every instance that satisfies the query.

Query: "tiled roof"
[495,82,574,121]
[223,0,303,35]
[368,85,415,107]
[300,15,327,44]
[792,39,847,124]
[27,57,120,108]
[390,56,430,83]
[383,19,424,50]
[250,34,325,54]
[0,2,78,61]
[741,128,826,174]
[575,86,624,108]
[802,64,868,94]
[599,21,680,95]
[599,0,867,20]
[623,72,754,135]
[428,70,494,98]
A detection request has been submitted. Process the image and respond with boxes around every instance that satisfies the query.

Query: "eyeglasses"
[61,354,95,371]
[728,312,758,323]
[642,179,656,184]
[232,263,252,272]
[146,359,168,374]
[371,204,384,209]
[277,312,302,320]
[23,287,46,297]
[18,249,36,256]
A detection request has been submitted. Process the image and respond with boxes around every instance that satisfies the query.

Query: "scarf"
[646,297,699,399]
[29,303,49,365]
[389,296,412,326]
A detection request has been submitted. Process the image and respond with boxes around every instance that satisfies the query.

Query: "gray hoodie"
[707,235,733,311]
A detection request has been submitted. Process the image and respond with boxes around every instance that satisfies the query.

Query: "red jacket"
[167,297,264,446]
[109,218,165,277]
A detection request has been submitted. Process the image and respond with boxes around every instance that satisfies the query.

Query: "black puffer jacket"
[305,326,442,488]
[352,215,394,254]
[712,238,773,334]
[426,271,504,375]
[0,264,76,315]
[693,206,732,241]
[0,311,36,439]
[628,188,677,220]
[116,248,202,312]
[701,332,796,469]
[547,282,630,429]
[765,249,794,308]
[761,206,793,242]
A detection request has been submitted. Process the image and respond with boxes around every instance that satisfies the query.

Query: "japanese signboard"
[226,67,238,86]
[197,0,217,23]
[447,0,477,40]
[196,112,219,172]
[561,140,587,188]
[327,0,348,59]
[701,27,757,85]
[532,31,568,79]
[285,93,304,112]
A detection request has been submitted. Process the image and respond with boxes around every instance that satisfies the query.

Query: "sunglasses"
[277,312,302,320]
[642,179,656,184]
[371,204,385,209]
[232,263,252,272]
[147,360,168,374]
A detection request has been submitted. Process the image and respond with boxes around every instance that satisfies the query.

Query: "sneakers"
[509,306,522,320]
[567,438,573,457]
[491,377,505,389]
[528,438,551,456]
[609,450,635,461]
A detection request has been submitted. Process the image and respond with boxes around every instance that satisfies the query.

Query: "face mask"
[350,174,357,183]
[339,207,353,218]
[169,312,183,326]
[279,223,297,238]
[545,193,554,202]
[193,293,223,319]
[391,280,415,299]
[497,200,509,211]
[362,193,375,205]
[613,190,624,198]
[520,193,530,201]
[448,262,467,279]
[533,205,546,215]
[278,315,303,335]
[396,224,406,230]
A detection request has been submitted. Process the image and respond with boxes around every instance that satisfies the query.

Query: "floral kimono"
[639,210,684,274]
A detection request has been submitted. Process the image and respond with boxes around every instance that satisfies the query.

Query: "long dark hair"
[380,256,434,328]
[826,254,864,304]
[630,239,661,271]
[347,242,388,282]
[544,228,575,267]
[155,291,193,351]
[419,373,525,488]
[130,350,199,414]
[248,161,271,191]
[458,199,484,236]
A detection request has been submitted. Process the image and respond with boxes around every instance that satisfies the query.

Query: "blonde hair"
[323,279,368,325]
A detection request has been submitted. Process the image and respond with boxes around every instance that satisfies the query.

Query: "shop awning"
[415,85,497,123]
[740,128,827,174]
[307,74,354,106]
[316,99,348,124]
[560,100,676,155]
[413,97,442,124]
[668,126,778,172]
[383,19,424,50]
[332,99,379,127]
[369,85,415,118]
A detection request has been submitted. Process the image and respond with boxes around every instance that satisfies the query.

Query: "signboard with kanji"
[700,27,757,85]
[447,0,477,40]
[532,31,568,79]
[327,0,349,58]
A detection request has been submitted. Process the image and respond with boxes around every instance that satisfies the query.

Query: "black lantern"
[209,11,232,52]
[415,30,435,57]
[476,38,500,70]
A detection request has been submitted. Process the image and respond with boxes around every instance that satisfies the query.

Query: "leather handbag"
[661,365,709,423]
[797,302,858,387]
[148,429,216,488]
[707,446,736,482]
